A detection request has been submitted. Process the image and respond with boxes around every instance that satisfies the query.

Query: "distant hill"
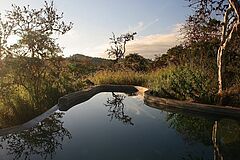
[68,54,112,66]
[65,54,113,75]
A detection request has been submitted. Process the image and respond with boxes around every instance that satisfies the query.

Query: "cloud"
[126,34,177,59]
[58,23,183,59]
[83,23,182,59]
[128,21,144,32]
[126,24,182,59]
[127,18,159,33]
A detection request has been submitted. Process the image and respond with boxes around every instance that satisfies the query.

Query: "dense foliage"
[0,2,83,128]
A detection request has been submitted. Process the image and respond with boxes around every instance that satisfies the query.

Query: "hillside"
[66,54,114,75]
[68,54,113,66]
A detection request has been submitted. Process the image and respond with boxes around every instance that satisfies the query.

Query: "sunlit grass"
[90,70,149,86]
[90,66,218,104]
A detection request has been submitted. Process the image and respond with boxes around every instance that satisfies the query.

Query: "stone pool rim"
[0,84,239,136]
[144,90,240,119]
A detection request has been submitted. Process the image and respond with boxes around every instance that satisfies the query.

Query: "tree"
[2,1,73,58]
[123,53,151,72]
[187,0,240,101]
[0,14,14,58]
[153,45,187,69]
[182,16,221,45]
[0,1,73,116]
[106,32,137,62]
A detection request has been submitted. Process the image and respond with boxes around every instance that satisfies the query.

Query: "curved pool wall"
[1,84,239,136]
[59,85,240,118]
[0,105,58,136]
[144,90,240,119]
[58,85,147,111]
[0,85,147,136]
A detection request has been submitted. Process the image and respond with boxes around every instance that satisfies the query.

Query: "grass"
[90,70,149,86]
[90,66,219,104]
[148,66,218,104]
[0,79,85,128]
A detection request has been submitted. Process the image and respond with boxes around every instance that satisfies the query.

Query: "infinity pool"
[0,92,239,160]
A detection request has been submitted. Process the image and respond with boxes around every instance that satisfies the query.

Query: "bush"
[123,53,151,72]
[148,66,218,104]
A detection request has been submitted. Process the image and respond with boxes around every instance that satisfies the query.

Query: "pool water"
[0,92,239,160]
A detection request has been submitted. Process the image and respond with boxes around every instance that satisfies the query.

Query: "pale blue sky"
[0,0,191,58]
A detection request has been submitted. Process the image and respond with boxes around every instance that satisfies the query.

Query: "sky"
[0,0,191,59]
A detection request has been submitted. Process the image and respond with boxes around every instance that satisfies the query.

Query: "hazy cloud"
[127,18,159,33]
[82,23,182,59]
[126,23,182,59]
[126,34,176,59]
[58,23,182,59]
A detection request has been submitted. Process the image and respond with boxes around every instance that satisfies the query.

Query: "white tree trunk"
[217,0,240,100]
[217,47,223,96]
[217,5,232,97]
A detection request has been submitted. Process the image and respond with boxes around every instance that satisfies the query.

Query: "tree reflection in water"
[166,113,213,145]
[104,92,134,125]
[166,113,240,160]
[0,112,71,160]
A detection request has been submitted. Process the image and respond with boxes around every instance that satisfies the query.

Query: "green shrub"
[123,53,151,72]
[148,66,218,104]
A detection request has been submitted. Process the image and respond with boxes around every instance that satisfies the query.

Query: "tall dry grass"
[90,70,149,86]
[90,66,218,104]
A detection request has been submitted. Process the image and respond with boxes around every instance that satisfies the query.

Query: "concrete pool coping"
[0,84,239,136]
[144,90,240,119]
[0,105,59,136]
[58,85,148,111]
[0,85,147,136]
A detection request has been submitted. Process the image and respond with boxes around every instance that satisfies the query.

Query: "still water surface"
[0,92,239,160]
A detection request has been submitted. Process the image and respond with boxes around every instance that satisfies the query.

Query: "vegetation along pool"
[0,92,239,160]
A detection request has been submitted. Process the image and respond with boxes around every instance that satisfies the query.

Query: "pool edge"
[1,84,239,136]
[0,105,59,136]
